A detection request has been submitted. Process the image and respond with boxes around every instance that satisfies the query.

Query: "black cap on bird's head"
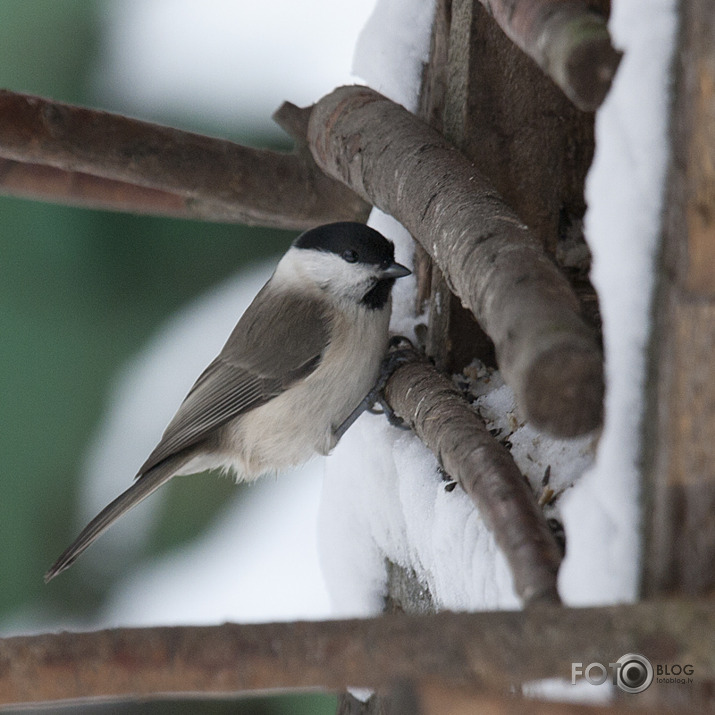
[293,222,411,280]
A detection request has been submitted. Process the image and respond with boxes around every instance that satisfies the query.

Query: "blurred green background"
[0,1,335,712]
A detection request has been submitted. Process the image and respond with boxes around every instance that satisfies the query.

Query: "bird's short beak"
[380,261,412,279]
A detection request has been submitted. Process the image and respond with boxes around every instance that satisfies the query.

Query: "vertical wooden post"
[642,0,715,599]
[641,2,715,708]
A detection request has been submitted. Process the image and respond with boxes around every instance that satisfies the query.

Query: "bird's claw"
[371,335,416,430]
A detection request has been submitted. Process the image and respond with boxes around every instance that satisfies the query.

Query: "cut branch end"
[546,12,623,112]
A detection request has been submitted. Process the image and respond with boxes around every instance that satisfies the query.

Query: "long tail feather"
[44,455,188,583]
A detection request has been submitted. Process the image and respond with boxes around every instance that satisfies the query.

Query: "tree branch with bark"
[383,341,563,605]
[305,85,604,438]
[1,600,712,707]
[0,90,370,228]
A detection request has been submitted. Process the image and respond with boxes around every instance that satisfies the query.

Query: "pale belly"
[213,303,390,479]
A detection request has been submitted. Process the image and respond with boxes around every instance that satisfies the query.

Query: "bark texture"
[477,0,621,111]
[420,0,499,374]
[0,90,370,228]
[418,0,600,371]
[307,85,603,437]
[449,0,599,259]
[1,601,712,707]
[383,343,563,605]
[642,0,715,597]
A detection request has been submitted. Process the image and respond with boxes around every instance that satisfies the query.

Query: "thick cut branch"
[0,601,712,706]
[383,343,562,605]
[0,90,369,228]
[307,86,603,437]
[477,0,621,111]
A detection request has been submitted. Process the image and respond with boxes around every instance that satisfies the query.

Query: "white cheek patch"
[275,248,377,301]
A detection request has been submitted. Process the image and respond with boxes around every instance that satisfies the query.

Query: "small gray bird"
[45,222,410,582]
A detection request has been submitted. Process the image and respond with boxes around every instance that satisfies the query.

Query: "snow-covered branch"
[306,86,604,438]
[1,601,711,707]
[383,342,562,605]
[0,90,369,229]
[478,0,621,111]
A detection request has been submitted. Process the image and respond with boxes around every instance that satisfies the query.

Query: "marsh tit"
[45,222,410,581]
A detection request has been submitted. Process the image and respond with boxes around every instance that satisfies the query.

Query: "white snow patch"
[524,678,614,705]
[353,0,436,110]
[559,0,677,605]
[320,363,596,617]
[320,413,520,615]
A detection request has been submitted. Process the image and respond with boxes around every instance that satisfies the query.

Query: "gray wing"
[137,285,331,474]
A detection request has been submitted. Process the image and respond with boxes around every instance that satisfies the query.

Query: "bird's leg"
[333,335,415,441]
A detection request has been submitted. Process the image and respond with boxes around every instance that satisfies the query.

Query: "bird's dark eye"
[342,249,358,263]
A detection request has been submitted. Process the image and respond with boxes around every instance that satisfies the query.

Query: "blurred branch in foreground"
[0,601,712,708]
